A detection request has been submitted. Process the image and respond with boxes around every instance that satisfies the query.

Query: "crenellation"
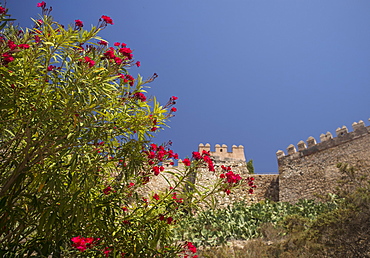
[307,136,317,148]
[276,150,285,159]
[352,120,367,133]
[278,120,370,161]
[297,140,306,151]
[287,144,296,155]
[336,126,348,137]
[278,118,370,203]
[198,143,246,162]
[320,131,333,142]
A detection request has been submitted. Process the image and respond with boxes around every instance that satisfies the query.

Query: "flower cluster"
[79,56,95,68]
[181,242,198,258]
[191,150,215,171]
[0,6,6,15]
[164,96,178,118]
[245,176,256,194]
[1,40,30,65]
[75,19,83,28]
[71,236,100,252]
[143,143,179,179]
[220,165,242,195]
[118,73,135,86]
[102,42,133,65]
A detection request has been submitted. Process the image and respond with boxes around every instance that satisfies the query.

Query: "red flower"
[172,96,178,100]
[114,42,120,46]
[81,56,95,68]
[75,19,83,27]
[103,247,111,257]
[7,40,17,50]
[37,1,46,8]
[152,166,160,176]
[182,158,191,166]
[135,61,141,67]
[101,15,114,25]
[151,127,157,132]
[171,107,177,112]
[34,35,41,43]
[18,44,30,49]
[0,6,6,14]
[71,236,99,252]
[192,151,201,160]
[166,217,173,224]
[98,40,108,46]
[133,92,146,102]
[153,193,160,200]
[2,53,14,64]
[103,186,113,195]
[47,65,56,71]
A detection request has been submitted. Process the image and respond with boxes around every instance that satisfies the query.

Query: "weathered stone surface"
[278,121,370,203]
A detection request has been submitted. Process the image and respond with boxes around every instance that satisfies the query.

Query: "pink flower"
[182,158,191,166]
[37,1,46,8]
[101,15,114,25]
[151,127,157,132]
[75,19,83,27]
[135,61,141,67]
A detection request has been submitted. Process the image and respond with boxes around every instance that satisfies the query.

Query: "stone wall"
[142,143,280,208]
[277,120,370,203]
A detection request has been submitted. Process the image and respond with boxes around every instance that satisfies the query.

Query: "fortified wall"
[277,120,370,202]
[142,144,279,208]
[144,119,370,207]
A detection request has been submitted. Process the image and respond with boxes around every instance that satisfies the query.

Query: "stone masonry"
[144,118,370,207]
[142,143,279,208]
[277,120,370,203]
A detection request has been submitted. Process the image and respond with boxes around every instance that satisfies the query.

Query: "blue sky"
[8,0,370,173]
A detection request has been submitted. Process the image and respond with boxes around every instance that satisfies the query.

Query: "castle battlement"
[276,120,370,161]
[198,143,246,162]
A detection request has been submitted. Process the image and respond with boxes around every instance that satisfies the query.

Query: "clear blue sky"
[7,0,370,173]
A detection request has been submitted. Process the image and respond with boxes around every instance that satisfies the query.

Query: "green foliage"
[246,159,254,174]
[246,164,370,258]
[174,199,340,247]
[0,6,219,257]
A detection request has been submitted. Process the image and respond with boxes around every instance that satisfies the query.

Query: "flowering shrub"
[0,3,251,257]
